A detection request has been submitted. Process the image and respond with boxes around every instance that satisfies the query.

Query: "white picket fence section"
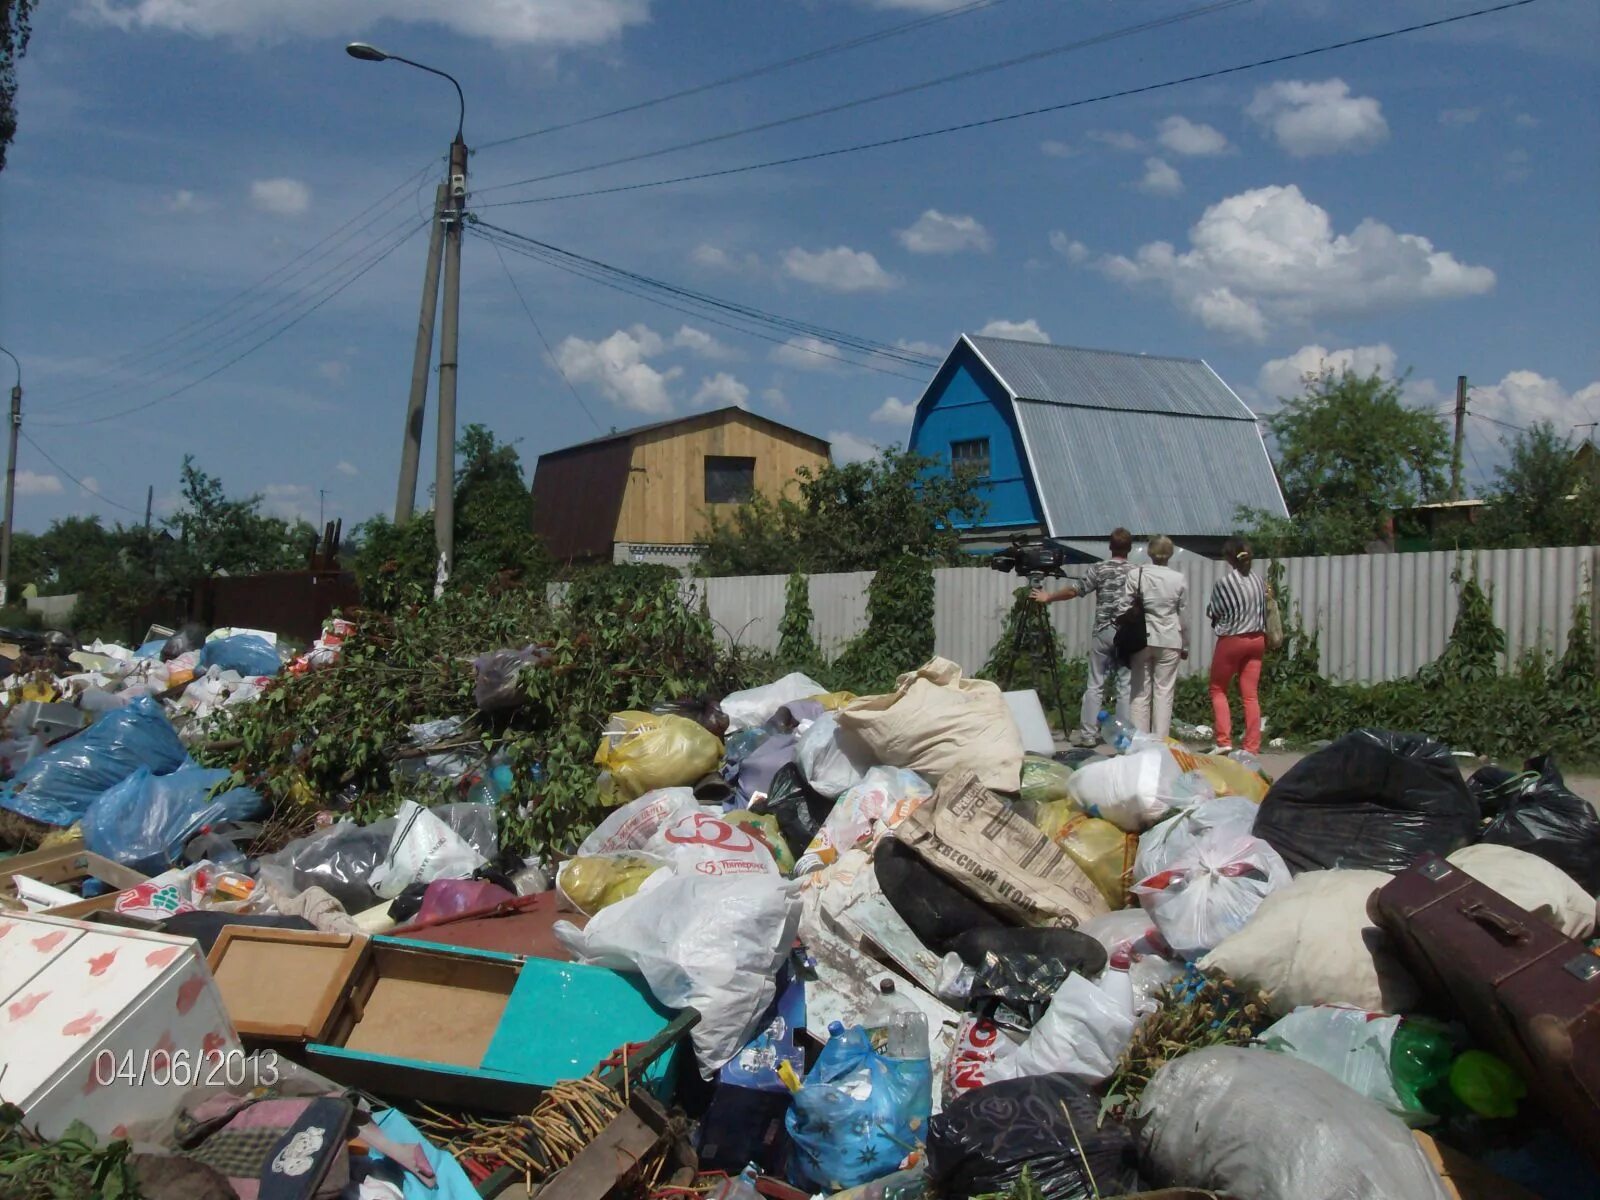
[690,546,1600,684]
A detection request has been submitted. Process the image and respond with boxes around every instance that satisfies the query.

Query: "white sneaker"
[1205,744,1233,757]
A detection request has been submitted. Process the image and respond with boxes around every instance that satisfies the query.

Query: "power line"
[475,0,1248,196]
[1469,410,1530,434]
[477,0,1541,209]
[475,0,1015,152]
[19,432,144,516]
[487,237,604,433]
[38,219,429,428]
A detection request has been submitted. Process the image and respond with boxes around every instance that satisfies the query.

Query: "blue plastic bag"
[83,764,264,875]
[1,696,188,826]
[786,1023,933,1192]
[199,634,282,677]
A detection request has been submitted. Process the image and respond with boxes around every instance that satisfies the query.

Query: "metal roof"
[539,406,830,459]
[966,336,1257,420]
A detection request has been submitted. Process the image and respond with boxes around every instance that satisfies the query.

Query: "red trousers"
[1210,632,1266,753]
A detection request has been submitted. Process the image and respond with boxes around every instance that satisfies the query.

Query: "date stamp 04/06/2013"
[92,1048,281,1090]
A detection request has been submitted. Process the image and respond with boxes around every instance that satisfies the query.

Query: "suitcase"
[1371,854,1600,1161]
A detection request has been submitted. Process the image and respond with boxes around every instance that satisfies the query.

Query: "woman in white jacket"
[1127,535,1188,739]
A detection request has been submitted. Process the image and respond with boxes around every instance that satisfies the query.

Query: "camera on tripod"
[988,536,1071,581]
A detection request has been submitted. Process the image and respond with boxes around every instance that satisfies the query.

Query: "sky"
[1,0,1596,535]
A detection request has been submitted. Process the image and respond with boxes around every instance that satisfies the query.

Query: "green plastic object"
[1449,1049,1527,1118]
[1389,1020,1455,1113]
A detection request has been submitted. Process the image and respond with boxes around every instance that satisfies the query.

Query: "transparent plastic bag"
[989,971,1138,1085]
[720,672,828,732]
[1261,1005,1408,1117]
[82,764,264,875]
[1133,831,1292,961]
[369,799,489,899]
[471,644,548,711]
[795,711,875,799]
[1133,792,1258,883]
[1019,754,1073,806]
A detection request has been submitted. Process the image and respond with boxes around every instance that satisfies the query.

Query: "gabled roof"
[932,335,1288,537]
[536,406,830,461]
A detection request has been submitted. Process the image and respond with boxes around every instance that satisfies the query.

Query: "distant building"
[906,335,1287,559]
[530,407,831,567]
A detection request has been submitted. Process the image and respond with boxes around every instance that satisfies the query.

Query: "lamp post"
[0,345,20,609]
[346,42,466,593]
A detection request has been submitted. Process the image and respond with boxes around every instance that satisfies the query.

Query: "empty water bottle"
[1098,709,1136,753]
[711,1163,761,1200]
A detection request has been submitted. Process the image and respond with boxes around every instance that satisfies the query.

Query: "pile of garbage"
[1,637,1597,1200]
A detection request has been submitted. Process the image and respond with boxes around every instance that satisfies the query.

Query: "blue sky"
[1,0,1596,533]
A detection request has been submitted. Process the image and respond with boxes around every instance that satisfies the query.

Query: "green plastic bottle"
[1388,1020,1455,1113]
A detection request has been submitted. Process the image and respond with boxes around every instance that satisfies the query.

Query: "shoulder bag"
[1265,584,1285,651]
[1113,567,1148,663]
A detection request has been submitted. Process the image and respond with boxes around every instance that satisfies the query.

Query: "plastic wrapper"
[750,765,834,859]
[794,711,875,799]
[720,672,828,732]
[412,877,516,925]
[949,927,1108,1027]
[1135,1046,1452,1200]
[927,1073,1140,1200]
[82,764,264,875]
[725,810,794,873]
[1253,729,1479,874]
[1473,754,1600,893]
[556,852,668,915]
[1133,792,1258,884]
[943,1014,1014,1102]
[786,1022,933,1192]
[197,633,281,677]
[795,766,931,875]
[2,695,188,826]
[1032,801,1137,909]
[369,799,491,899]
[1133,831,1292,961]
[594,712,722,805]
[1019,754,1073,806]
[471,644,548,711]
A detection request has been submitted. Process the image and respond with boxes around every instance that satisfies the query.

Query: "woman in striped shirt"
[1205,538,1268,755]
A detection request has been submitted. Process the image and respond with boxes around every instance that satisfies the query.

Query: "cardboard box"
[0,910,241,1140]
[208,928,684,1111]
[1413,1131,1544,1200]
[0,844,148,919]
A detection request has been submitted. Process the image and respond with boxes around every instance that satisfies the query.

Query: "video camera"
[988,537,1072,580]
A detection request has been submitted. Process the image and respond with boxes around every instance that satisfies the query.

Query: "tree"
[698,448,985,576]
[168,457,315,578]
[1476,423,1600,548]
[1241,368,1451,556]
[1,0,34,173]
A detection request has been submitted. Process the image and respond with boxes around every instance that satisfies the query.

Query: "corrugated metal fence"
[691,546,1600,684]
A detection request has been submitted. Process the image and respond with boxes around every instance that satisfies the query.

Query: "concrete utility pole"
[1450,374,1468,501]
[396,183,446,524]
[0,346,20,608]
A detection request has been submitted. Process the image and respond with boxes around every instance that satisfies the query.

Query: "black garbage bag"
[1253,729,1479,874]
[159,622,208,661]
[873,837,1010,956]
[950,927,1109,1027]
[926,1073,1142,1200]
[1475,754,1600,893]
[750,764,833,859]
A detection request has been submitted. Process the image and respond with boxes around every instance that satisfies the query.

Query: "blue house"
[907,335,1288,558]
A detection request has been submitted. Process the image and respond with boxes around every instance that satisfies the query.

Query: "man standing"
[1030,527,1134,746]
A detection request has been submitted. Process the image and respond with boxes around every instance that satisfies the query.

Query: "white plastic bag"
[1133,793,1259,883]
[795,711,875,799]
[990,970,1137,1084]
[369,800,487,899]
[578,788,701,855]
[1261,1005,1408,1118]
[555,872,801,1074]
[1067,747,1184,832]
[794,766,931,875]
[1133,831,1291,960]
[579,787,781,879]
[721,672,827,732]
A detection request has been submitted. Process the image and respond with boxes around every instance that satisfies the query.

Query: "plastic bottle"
[864,978,906,1055]
[710,1163,761,1200]
[1389,1020,1456,1113]
[1098,709,1135,753]
[1448,1049,1526,1118]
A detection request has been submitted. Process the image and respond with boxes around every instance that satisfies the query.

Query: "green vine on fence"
[831,555,936,694]
[776,568,827,679]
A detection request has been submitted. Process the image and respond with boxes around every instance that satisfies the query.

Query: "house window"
[951,438,991,478]
[705,455,757,504]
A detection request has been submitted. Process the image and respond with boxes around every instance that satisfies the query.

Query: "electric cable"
[19,432,144,516]
[487,237,605,433]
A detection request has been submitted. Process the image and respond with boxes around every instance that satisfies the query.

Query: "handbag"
[1265,588,1285,651]
[1112,568,1148,662]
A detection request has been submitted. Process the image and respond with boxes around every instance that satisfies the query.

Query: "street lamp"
[0,345,20,608]
[345,41,467,592]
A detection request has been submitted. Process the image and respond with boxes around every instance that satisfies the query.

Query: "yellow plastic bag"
[810,691,858,711]
[726,810,795,874]
[557,853,665,916]
[1033,799,1137,909]
[593,713,723,805]
[1171,747,1269,803]
[1019,754,1074,805]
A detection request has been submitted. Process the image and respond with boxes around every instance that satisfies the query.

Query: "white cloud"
[1257,342,1399,400]
[1089,129,1144,151]
[1439,107,1482,126]
[896,209,993,254]
[871,397,917,425]
[977,318,1050,343]
[895,338,943,357]
[1048,230,1089,263]
[316,359,349,382]
[761,387,790,413]
[15,470,62,496]
[250,177,311,217]
[79,0,650,46]
[829,431,881,464]
[671,325,733,359]
[1100,184,1495,340]
[1136,156,1183,196]
[1246,79,1389,157]
[79,476,101,496]
[335,460,360,477]
[262,482,314,520]
[554,324,682,414]
[690,243,761,273]
[1040,139,1077,158]
[165,188,208,213]
[1502,147,1531,183]
[1470,371,1600,435]
[1156,115,1231,156]
[782,245,897,292]
[691,372,750,409]
[1513,112,1540,129]
[771,336,845,371]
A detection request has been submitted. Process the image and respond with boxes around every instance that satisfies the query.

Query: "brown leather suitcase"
[1371,854,1600,1160]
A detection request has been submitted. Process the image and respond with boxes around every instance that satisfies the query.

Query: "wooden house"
[530,407,831,565]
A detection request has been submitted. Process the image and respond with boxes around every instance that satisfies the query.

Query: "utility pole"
[319,489,327,530]
[0,347,20,609]
[144,485,153,533]
[434,135,467,595]
[396,182,446,523]
[1450,374,1468,501]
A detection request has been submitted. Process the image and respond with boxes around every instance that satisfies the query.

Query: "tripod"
[998,570,1075,740]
